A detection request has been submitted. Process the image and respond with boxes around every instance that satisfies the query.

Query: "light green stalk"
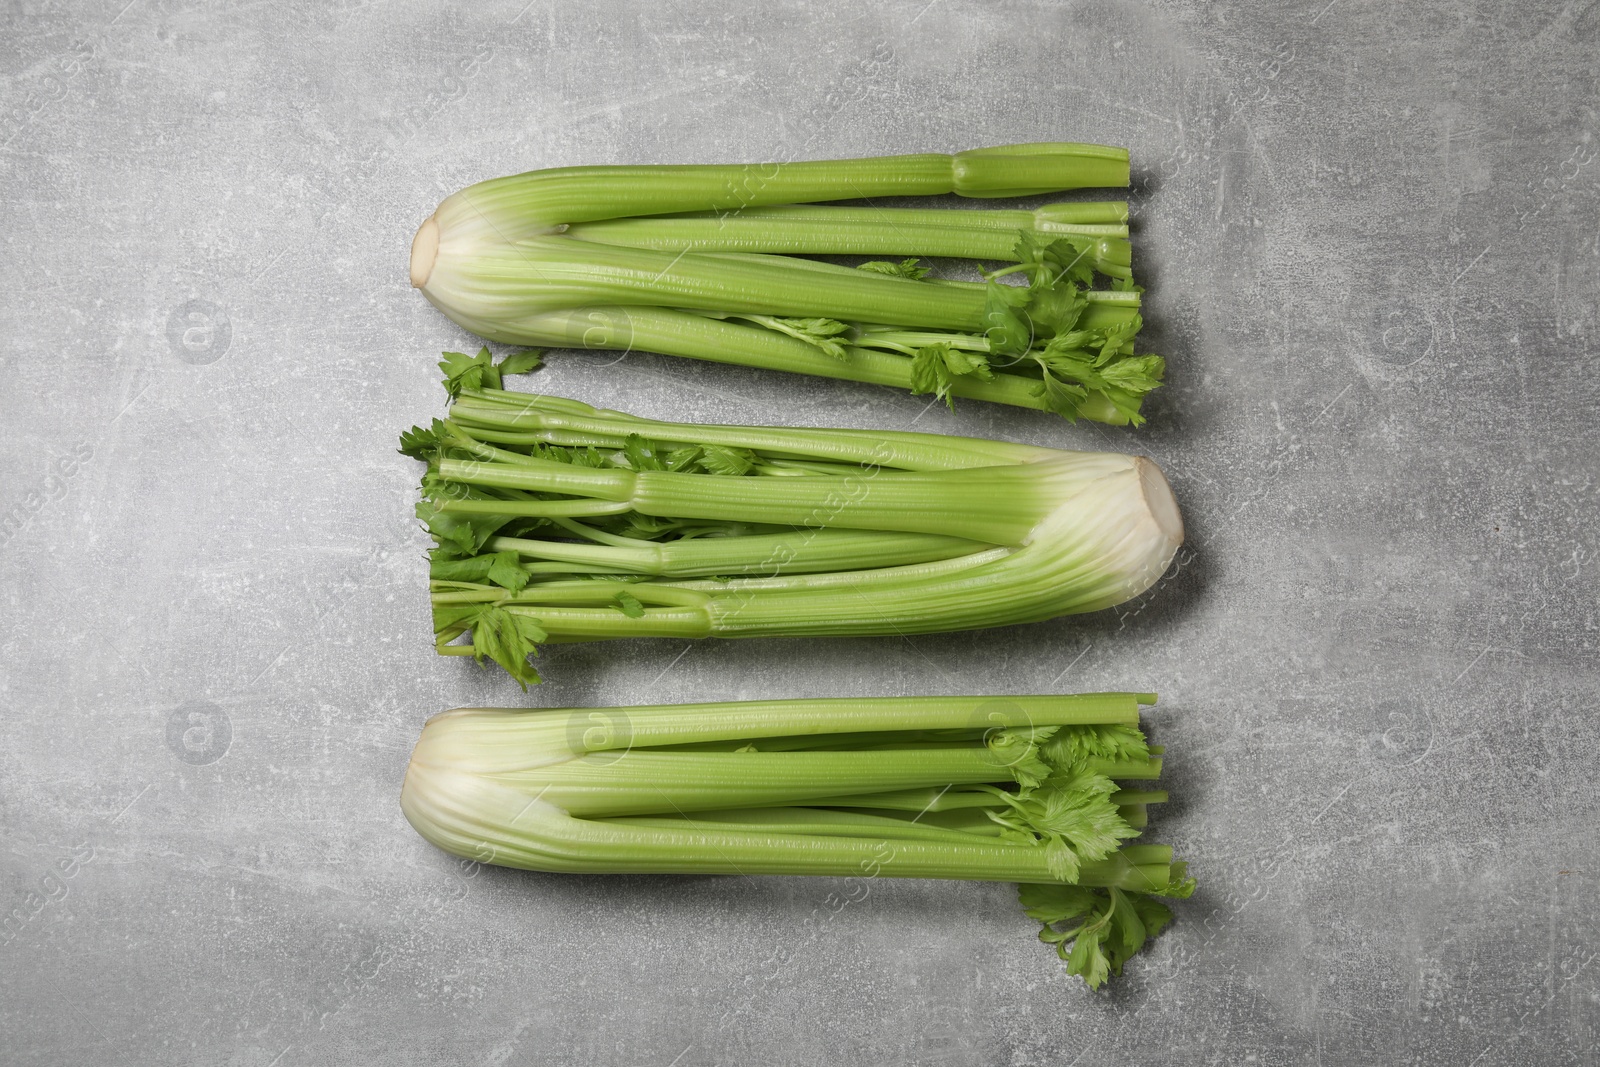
[467,305,1136,425]
[399,695,1195,989]
[420,144,1130,246]
[447,387,1058,469]
[564,202,1132,276]
[400,694,1177,884]
[409,144,1155,425]
[486,528,985,579]
[413,145,1131,326]
[420,392,1183,662]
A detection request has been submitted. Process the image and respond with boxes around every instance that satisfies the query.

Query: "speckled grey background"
[2,0,1597,1063]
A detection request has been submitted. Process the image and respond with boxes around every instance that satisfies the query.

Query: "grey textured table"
[3,2,1597,1064]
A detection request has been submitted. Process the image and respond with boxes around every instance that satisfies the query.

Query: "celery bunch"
[401,693,1194,989]
[408,144,1163,424]
[402,368,1184,687]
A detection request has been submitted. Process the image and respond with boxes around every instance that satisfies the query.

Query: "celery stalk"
[409,145,1164,424]
[402,384,1184,687]
[400,694,1194,989]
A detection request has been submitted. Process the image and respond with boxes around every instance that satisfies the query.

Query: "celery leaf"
[1043,724,1151,769]
[429,551,532,592]
[909,343,997,411]
[989,767,1137,880]
[988,726,1059,790]
[432,603,546,689]
[775,317,852,360]
[983,281,1034,356]
[1067,923,1113,989]
[398,418,447,461]
[1094,313,1143,366]
[1028,769,1137,863]
[622,434,669,472]
[942,345,994,382]
[1025,274,1089,336]
[1014,233,1098,289]
[439,347,499,397]
[470,606,547,689]
[497,349,545,376]
[857,257,931,280]
[1018,882,1100,925]
[697,444,757,477]
[1018,885,1174,990]
[908,344,945,397]
[416,478,517,556]
[1031,367,1090,423]
[663,444,758,476]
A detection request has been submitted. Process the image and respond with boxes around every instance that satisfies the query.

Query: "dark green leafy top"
[438,346,544,397]
[989,721,1192,989]
[1019,878,1192,989]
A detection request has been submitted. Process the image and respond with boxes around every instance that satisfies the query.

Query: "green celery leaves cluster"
[852,238,1163,423]
[979,235,1163,424]
[1020,882,1185,989]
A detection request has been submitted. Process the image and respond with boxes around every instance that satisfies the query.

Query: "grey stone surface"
[2,0,1597,1063]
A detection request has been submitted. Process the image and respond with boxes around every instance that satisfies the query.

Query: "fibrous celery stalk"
[409,144,1164,424]
[401,692,1194,988]
[401,366,1184,687]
